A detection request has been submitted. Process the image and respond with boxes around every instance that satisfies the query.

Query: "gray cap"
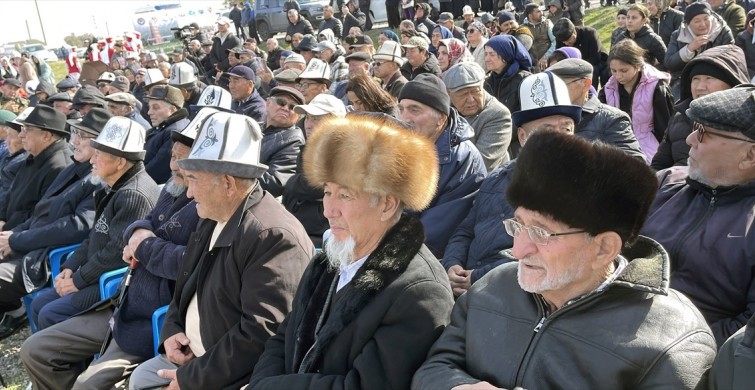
[47,92,73,102]
[109,76,131,93]
[547,58,594,80]
[275,69,303,83]
[687,85,755,139]
[105,92,137,107]
[442,62,486,92]
[438,12,454,23]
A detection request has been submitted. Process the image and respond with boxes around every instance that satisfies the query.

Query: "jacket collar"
[109,160,145,192]
[26,139,68,166]
[151,108,189,132]
[685,175,755,205]
[212,181,264,248]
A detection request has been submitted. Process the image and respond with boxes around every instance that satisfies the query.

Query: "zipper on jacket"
[669,190,717,268]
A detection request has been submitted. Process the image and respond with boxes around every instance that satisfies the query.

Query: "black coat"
[144,109,190,184]
[650,99,692,170]
[249,214,454,390]
[649,8,684,45]
[260,124,305,197]
[282,144,325,247]
[160,184,314,389]
[342,9,367,37]
[0,140,72,231]
[209,32,241,72]
[576,94,645,161]
[619,25,667,68]
[287,18,315,40]
[556,26,607,72]
[267,47,284,71]
[400,54,441,80]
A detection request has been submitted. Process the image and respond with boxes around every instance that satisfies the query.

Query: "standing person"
[522,3,556,70]
[209,17,241,82]
[286,10,315,47]
[342,0,367,38]
[553,18,609,88]
[600,39,674,163]
[283,0,301,13]
[64,48,81,82]
[229,2,244,39]
[648,0,685,45]
[564,0,584,26]
[319,5,344,40]
[386,0,401,29]
[240,2,252,41]
[248,114,454,390]
[128,111,314,390]
[618,4,668,68]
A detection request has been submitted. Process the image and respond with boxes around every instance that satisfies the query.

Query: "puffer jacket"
[260,124,305,198]
[650,99,693,170]
[576,93,645,161]
[409,109,486,258]
[649,7,685,45]
[414,236,716,390]
[400,54,442,80]
[665,12,734,77]
[619,25,667,68]
[641,167,755,346]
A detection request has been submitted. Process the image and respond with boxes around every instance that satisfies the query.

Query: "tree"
[63,33,98,48]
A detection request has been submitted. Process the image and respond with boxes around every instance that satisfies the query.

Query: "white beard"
[164,175,187,197]
[88,173,105,186]
[323,234,356,272]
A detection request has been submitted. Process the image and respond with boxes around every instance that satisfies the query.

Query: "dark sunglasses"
[694,122,755,144]
[272,97,296,111]
[466,29,478,34]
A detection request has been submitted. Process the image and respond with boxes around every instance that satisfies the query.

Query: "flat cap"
[546,58,594,80]
[687,85,755,140]
[105,92,137,107]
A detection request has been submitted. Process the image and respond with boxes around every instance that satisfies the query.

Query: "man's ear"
[591,231,623,270]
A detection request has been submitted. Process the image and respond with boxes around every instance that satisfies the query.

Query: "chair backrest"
[152,305,169,356]
[49,243,82,287]
[99,267,128,300]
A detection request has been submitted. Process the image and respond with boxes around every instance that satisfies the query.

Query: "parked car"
[255,0,329,40]
[21,44,58,62]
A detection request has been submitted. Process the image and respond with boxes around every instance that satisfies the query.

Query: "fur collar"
[293,213,425,373]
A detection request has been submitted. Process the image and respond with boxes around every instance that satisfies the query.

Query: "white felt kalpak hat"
[90,116,147,161]
[171,107,221,147]
[168,62,197,87]
[190,85,233,112]
[511,71,582,128]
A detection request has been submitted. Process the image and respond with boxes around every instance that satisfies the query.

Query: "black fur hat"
[506,131,658,246]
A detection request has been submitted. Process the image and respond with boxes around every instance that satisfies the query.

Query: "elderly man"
[442,72,581,297]
[641,86,755,346]
[168,62,204,110]
[296,59,332,104]
[401,37,441,80]
[286,9,315,46]
[414,129,717,389]
[226,66,266,122]
[313,41,348,84]
[144,85,190,184]
[129,111,313,390]
[398,74,486,258]
[438,12,467,43]
[0,79,29,114]
[72,85,106,117]
[259,87,306,198]
[547,58,645,160]
[29,117,160,330]
[249,113,454,390]
[0,106,72,232]
[0,109,107,339]
[283,94,346,247]
[0,109,29,208]
[266,38,284,71]
[443,62,512,172]
[373,41,408,97]
[21,112,202,389]
[105,92,151,130]
[295,35,318,64]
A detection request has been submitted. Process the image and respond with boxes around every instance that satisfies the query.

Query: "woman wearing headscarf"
[651,44,750,169]
[30,55,53,85]
[466,21,490,70]
[430,25,453,56]
[483,34,533,113]
[438,39,475,76]
[648,0,685,45]
[0,58,17,80]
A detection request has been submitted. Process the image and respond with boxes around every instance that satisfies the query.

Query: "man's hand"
[164,332,195,365]
[452,382,506,390]
[157,369,181,390]
[0,231,13,259]
[127,228,155,262]
[258,64,273,83]
[447,265,472,296]
[341,6,349,15]
[538,57,548,71]
[54,269,79,296]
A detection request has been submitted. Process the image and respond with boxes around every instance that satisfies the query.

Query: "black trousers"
[386,2,401,28]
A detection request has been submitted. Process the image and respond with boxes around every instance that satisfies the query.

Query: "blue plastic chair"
[23,243,81,333]
[152,305,169,356]
[99,267,128,300]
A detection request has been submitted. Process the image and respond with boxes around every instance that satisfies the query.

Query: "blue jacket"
[233,88,267,123]
[410,109,486,258]
[442,160,516,282]
[641,167,755,346]
[113,182,199,358]
[144,109,190,184]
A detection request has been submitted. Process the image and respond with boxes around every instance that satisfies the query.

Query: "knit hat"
[302,114,439,211]
[507,130,658,246]
[145,85,184,109]
[374,41,405,66]
[90,117,147,160]
[687,85,755,140]
[68,107,113,136]
[684,2,711,24]
[511,72,582,128]
[18,105,68,136]
[498,11,516,24]
[398,73,451,116]
[443,62,486,92]
[189,85,234,112]
[0,110,16,126]
[171,107,221,147]
[178,111,268,179]
[108,76,130,92]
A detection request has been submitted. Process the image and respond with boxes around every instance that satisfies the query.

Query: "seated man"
[249,114,454,390]
[21,113,201,389]
[0,108,108,339]
[414,130,717,389]
[259,87,306,197]
[105,92,151,130]
[144,85,190,184]
[443,62,512,172]
[29,117,160,330]
[641,86,755,346]
[129,111,314,390]
[547,58,645,160]
[0,105,73,231]
[443,72,582,296]
[227,65,266,123]
[398,74,486,257]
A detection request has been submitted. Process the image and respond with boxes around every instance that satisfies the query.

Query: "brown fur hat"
[506,130,658,246]
[303,114,439,211]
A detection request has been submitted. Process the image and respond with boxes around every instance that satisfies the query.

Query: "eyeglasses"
[71,128,97,140]
[295,82,318,90]
[373,61,386,67]
[694,122,755,144]
[466,29,478,34]
[503,218,586,245]
[97,83,108,89]
[272,97,296,111]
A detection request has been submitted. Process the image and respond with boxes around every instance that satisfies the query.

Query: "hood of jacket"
[679,44,750,101]
[676,12,727,44]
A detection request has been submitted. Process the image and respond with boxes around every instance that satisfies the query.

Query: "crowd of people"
[0,0,754,388]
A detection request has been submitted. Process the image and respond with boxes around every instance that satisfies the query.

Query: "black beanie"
[398,74,450,116]
[688,62,739,89]
[506,130,658,246]
[684,2,711,24]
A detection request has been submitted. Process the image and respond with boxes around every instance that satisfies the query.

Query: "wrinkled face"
[484,46,506,74]
[466,26,482,45]
[5,128,22,154]
[90,149,121,185]
[372,60,397,80]
[304,114,328,138]
[449,85,485,117]
[70,127,97,163]
[317,48,334,63]
[288,11,298,24]
[147,99,175,127]
[690,75,731,100]
[185,170,226,220]
[266,94,300,127]
[689,14,711,36]
[348,59,370,76]
[296,79,327,103]
[322,182,388,258]
[625,10,646,33]
[616,14,627,29]
[559,77,589,105]
[405,47,424,67]
[399,98,446,142]
[107,102,131,117]
[437,45,450,71]
[518,115,575,145]
[228,75,254,100]
[686,123,753,187]
[511,207,595,297]
[53,100,73,116]
[19,125,50,156]
[609,59,641,86]
[266,39,277,52]
[170,141,191,188]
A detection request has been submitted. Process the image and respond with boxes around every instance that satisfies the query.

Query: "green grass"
[584,6,622,50]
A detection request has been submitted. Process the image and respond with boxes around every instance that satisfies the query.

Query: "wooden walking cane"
[99,258,138,357]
